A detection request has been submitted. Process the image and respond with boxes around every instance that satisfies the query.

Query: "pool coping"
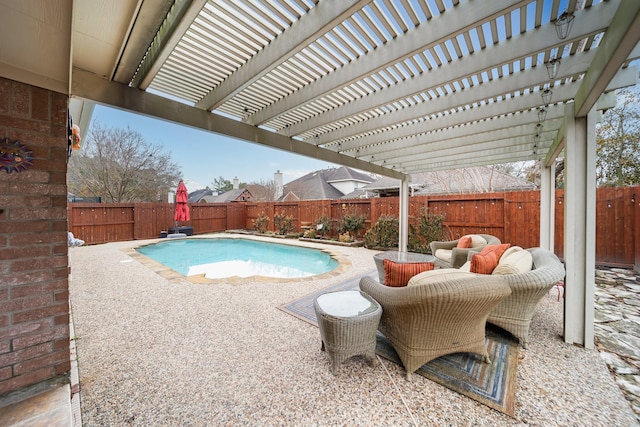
[124,233,352,285]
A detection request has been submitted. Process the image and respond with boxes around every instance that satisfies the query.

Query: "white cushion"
[408,268,476,286]
[434,248,452,262]
[467,234,488,248]
[459,261,471,272]
[493,249,533,275]
[499,245,524,262]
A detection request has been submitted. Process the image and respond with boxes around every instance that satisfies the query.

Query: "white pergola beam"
[574,0,640,117]
[71,67,405,179]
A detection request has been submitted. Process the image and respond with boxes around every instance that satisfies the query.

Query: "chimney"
[274,170,283,200]
[233,176,239,189]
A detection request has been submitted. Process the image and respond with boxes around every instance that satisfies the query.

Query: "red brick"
[54,360,70,375]
[0,317,8,329]
[14,349,68,376]
[0,367,54,395]
[0,78,10,114]
[0,195,51,208]
[53,245,68,257]
[0,320,50,342]
[0,366,12,381]
[1,271,52,287]
[35,158,67,173]
[49,171,67,185]
[11,82,30,117]
[54,313,69,325]
[51,93,68,127]
[7,182,66,197]
[51,221,68,232]
[0,342,51,367]
[11,280,64,298]
[0,246,50,261]
[12,302,68,325]
[0,116,50,134]
[10,254,67,272]
[53,338,68,351]
[0,341,9,354]
[11,326,67,350]
[31,87,50,121]
[0,289,7,301]
[9,207,67,221]
[10,231,66,246]
[53,290,68,302]
[52,195,67,208]
[0,294,51,316]
[0,221,50,234]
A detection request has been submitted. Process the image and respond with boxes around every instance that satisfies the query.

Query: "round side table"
[313,290,382,375]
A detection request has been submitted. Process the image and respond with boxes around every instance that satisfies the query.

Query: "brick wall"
[0,77,70,395]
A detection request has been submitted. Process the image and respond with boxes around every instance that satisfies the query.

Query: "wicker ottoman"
[314,290,382,375]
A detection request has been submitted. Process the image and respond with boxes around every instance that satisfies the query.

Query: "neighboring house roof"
[281,166,374,201]
[362,167,535,196]
[188,189,215,203]
[202,188,254,203]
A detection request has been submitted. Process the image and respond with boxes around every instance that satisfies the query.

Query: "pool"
[136,238,339,279]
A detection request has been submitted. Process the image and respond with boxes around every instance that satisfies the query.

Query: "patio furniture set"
[313,235,566,378]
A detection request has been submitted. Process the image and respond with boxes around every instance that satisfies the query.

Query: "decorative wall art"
[0,137,34,173]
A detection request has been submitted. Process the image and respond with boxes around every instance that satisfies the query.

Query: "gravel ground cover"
[69,235,636,426]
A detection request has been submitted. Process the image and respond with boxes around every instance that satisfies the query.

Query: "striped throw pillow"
[383,259,434,287]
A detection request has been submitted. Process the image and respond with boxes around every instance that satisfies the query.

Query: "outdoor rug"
[278,271,518,416]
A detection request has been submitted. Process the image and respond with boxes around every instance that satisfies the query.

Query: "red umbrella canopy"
[176,180,189,203]
[174,181,190,222]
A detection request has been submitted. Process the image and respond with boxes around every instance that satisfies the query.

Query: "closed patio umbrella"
[173,180,190,231]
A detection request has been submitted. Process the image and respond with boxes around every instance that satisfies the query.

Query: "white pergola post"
[539,161,555,251]
[563,104,597,349]
[398,176,409,252]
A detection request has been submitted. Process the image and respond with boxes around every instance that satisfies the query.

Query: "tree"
[596,89,640,187]
[246,178,277,201]
[212,176,233,192]
[67,122,182,202]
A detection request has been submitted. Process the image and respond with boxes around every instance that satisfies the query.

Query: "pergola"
[2,0,638,349]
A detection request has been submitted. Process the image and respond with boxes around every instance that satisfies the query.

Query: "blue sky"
[89,105,339,191]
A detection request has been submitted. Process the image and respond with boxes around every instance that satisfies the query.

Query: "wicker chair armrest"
[429,239,459,254]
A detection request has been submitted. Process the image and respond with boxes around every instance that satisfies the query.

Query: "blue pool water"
[136,238,338,279]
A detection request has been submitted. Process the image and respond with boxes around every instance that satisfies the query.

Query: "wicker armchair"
[487,247,565,348]
[359,274,511,380]
[429,234,501,268]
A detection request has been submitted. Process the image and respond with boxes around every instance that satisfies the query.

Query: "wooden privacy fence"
[68,186,639,268]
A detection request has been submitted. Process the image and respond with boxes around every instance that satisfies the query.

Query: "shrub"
[254,211,269,233]
[407,208,448,254]
[364,215,399,249]
[314,215,333,236]
[338,207,366,239]
[273,210,294,235]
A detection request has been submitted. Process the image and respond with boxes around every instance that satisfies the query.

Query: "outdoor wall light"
[541,88,553,106]
[554,11,575,40]
[545,57,561,80]
[538,107,548,122]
